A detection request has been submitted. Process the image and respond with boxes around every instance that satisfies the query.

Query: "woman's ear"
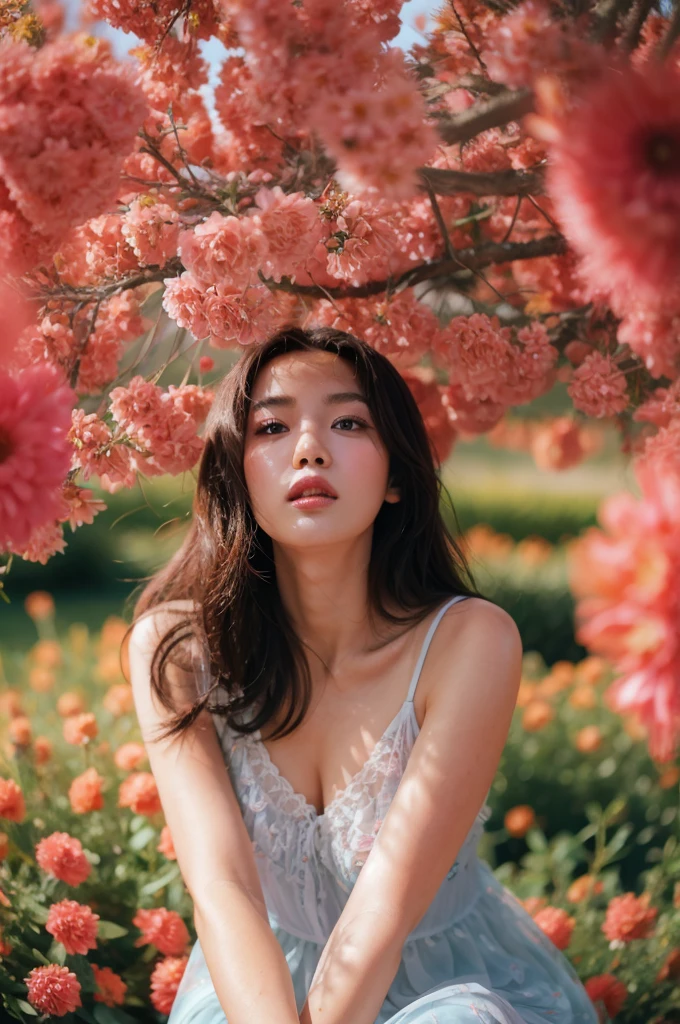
[384,478,401,504]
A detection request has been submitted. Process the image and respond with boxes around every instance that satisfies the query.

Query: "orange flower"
[575,656,608,686]
[537,672,571,698]
[522,699,554,731]
[57,692,85,718]
[520,896,547,915]
[118,772,162,816]
[0,778,26,822]
[602,892,658,943]
[28,667,55,693]
[35,832,92,886]
[0,832,8,861]
[95,650,124,683]
[515,680,538,707]
[569,686,597,710]
[24,964,82,1016]
[133,907,190,956]
[658,765,680,789]
[533,906,575,950]
[91,964,127,1007]
[575,725,602,753]
[98,616,129,653]
[0,923,13,957]
[24,591,55,621]
[158,825,177,861]
[516,536,553,566]
[623,713,648,741]
[655,948,680,983]
[63,713,98,746]
[584,973,627,1021]
[46,899,99,955]
[103,683,134,716]
[9,716,32,747]
[30,639,62,669]
[149,954,189,1015]
[69,767,105,814]
[33,736,53,765]
[504,805,535,838]
[114,742,148,771]
[0,690,24,717]
[567,874,604,904]
[0,887,11,907]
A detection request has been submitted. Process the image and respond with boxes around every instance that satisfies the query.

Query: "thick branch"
[27,261,183,305]
[271,234,568,301]
[419,164,545,197]
[434,88,535,146]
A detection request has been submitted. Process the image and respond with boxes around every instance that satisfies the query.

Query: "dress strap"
[405,595,470,704]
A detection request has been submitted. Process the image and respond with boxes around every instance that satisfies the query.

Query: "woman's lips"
[289,495,337,509]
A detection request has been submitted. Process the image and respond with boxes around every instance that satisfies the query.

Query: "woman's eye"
[254,417,367,435]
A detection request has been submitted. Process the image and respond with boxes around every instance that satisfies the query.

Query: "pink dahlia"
[568,460,680,762]
[617,306,680,381]
[35,832,92,886]
[252,186,325,282]
[0,364,74,551]
[532,906,575,950]
[602,891,658,943]
[133,907,189,956]
[45,899,100,955]
[0,778,26,822]
[117,771,162,816]
[528,60,680,314]
[149,954,188,1015]
[24,963,82,1016]
[568,351,629,418]
[91,963,127,1006]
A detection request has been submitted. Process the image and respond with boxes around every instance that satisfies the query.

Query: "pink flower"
[532,906,576,950]
[204,283,291,349]
[529,417,589,471]
[58,483,107,531]
[35,832,92,886]
[253,186,325,282]
[121,197,180,267]
[568,352,629,418]
[133,907,190,955]
[162,271,210,340]
[24,963,82,1016]
[617,307,680,381]
[179,211,266,290]
[68,409,137,493]
[7,521,67,564]
[568,460,680,762]
[0,778,26,822]
[601,892,657,943]
[91,963,127,1006]
[0,365,74,551]
[46,899,100,955]
[118,771,162,816]
[528,60,680,314]
[149,954,188,1015]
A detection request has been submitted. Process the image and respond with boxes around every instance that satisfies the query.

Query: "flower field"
[0,589,678,1023]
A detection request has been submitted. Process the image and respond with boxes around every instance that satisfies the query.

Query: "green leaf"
[66,955,96,994]
[93,1005,140,1024]
[603,823,635,860]
[16,999,38,1016]
[96,921,129,941]
[47,940,67,966]
[75,1008,98,1024]
[30,949,51,967]
[524,828,548,853]
[140,865,180,896]
[128,826,156,852]
[23,898,50,924]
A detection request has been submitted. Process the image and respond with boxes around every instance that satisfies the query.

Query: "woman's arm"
[128,604,300,1024]
[299,600,523,1024]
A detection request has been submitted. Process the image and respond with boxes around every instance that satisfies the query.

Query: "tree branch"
[419,164,545,197]
[434,87,535,146]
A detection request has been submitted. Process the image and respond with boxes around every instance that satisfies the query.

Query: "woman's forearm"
[192,880,301,1024]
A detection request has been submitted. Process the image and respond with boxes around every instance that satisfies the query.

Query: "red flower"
[91,963,128,1006]
[24,964,82,1016]
[35,832,92,886]
[45,899,99,955]
[602,892,658,943]
[149,955,189,1015]
[0,778,26,822]
[118,772,162,816]
[532,906,576,950]
[584,973,628,1021]
[133,907,190,956]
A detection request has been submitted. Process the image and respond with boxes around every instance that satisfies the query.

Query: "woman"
[126,327,598,1024]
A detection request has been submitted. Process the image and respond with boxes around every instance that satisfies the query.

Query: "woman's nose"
[292,427,331,467]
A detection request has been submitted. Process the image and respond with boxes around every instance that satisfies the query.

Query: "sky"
[63,0,438,118]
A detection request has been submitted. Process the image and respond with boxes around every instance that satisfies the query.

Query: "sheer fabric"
[168,595,598,1024]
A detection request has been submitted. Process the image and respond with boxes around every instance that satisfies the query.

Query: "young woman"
[126,327,598,1024]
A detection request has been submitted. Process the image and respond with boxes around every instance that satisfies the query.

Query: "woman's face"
[243,349,400,549]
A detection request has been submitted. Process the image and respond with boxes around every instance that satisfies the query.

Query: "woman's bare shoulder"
[129,600,201,657]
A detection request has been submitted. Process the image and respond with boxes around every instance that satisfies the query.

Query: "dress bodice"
[209,595,492,945]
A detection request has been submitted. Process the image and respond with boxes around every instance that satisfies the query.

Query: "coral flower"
[575,725,602,753]
[0,924,12,956]
[158,824,177,860]
[91,963,127,1006]
[35,832,92,886]
[532,906,575,950]
[0,689,23,717]
[602,892,658,943]
[57,692,85,717]
[24,591,55,620]
[69,767,105,814]
[0,778,26,822]
[656,948,680,983]
[46,899,99,955]
[584,973,628,1021]
[63,712,98,746]
[0,365,75,551]
[567,875,604,904]
[504,805,535,838]
[114,742,148,771]
[24,963,82,1016]
[9,716,31,746]
[31,639,62,669]
[118,772,162,816]
[0,832,8,860]
[568,352,629,419]
[29,667,56,693]
[528,60,680,314]
[530,417,589,471]
[149,954,189,1015]
[522,699,554,731]
[103,683,134,716]
[133,907,190,956]
[33,737,53,765]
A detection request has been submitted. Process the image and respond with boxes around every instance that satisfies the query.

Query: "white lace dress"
[167,595,598,1024]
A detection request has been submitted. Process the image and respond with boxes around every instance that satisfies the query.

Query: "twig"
[435,88,535,146]
[423,180,456,260]
[449,0,487,72]
[419,164,544,197]
[620,0,655,51]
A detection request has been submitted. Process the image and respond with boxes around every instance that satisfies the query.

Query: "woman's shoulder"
[441,595,522,651]
[128,600,201,658]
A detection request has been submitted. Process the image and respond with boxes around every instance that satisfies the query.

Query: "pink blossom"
[529,60,680,314]
[568,351,629,418]
[57,214,139,286]
[530,417,590,471]
[0,34,148,242]
[569,459,680,762]
[634,381,680,431]
[204,283,293,349]
[179,211,266,290]
[617,307,680,381]
[58,483,107,531]
[6,521,67,564]
[0,365,74,552]
[85,0,219,44]
[441,383,506,435]
[121,198,181,267]
[324,198,398,285]
[162,272,210,340]
[68,409,137,493]
[252,187,325,282]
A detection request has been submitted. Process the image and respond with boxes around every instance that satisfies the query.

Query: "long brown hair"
[126,326,484,744]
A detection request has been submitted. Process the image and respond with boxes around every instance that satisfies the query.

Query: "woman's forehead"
[251,350,360,397]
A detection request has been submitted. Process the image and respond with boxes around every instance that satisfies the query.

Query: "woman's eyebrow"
[250,391,368,413]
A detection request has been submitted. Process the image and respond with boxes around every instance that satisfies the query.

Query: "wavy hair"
[125,326,484,744]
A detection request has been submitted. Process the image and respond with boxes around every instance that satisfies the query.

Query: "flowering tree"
[1,0,680,757]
